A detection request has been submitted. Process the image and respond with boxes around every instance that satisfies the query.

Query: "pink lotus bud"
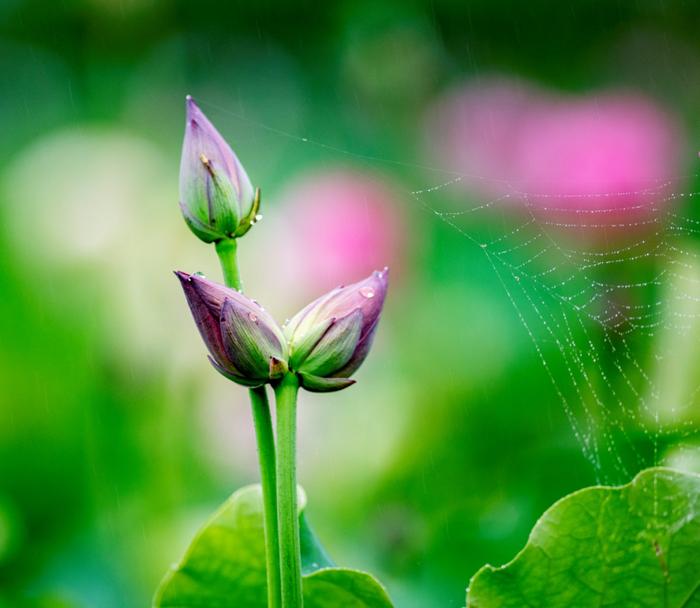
[176,272,287,386]
[284,269,389,392]
[179,96,259,243]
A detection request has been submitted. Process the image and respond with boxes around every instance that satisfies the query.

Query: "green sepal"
[298,372,356,393]
[234,187,262,237]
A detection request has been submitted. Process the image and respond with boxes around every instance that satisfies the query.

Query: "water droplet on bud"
[360,286,375,298]
[193,271,206,278]
[248,312,258,322]
[255,214,263,221]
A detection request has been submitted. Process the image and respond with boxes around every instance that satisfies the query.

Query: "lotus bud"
[175,272,287,386]
[284,269,389,392]
[179,96,260,243]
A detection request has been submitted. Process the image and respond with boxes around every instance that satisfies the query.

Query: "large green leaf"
[154,485,393,607]
[467,467,700,607]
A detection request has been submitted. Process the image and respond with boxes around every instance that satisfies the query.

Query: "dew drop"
[248,312,258,322]
[193,271,206,278]
[255,214,263,221]
[360,286,375,298]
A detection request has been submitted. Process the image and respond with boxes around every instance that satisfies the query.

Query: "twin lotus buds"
[176,270,389,392]
[179,97,260,243]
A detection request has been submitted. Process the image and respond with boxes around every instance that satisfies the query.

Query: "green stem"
[249,386,282,608]
[215,238,242,291]
[274,373,303,607]
[216,239,281,608]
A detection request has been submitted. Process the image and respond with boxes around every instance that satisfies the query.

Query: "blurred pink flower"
[276,169,406,295]
[426,78,540,200]
[426,78,684,233]
[515,95,682,217]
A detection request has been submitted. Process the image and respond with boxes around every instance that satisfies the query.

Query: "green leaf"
[467,467,700,608]
[154,485,393,608]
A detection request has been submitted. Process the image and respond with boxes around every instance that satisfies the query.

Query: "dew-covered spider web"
[198,98,700,486]
[411,175,700,484]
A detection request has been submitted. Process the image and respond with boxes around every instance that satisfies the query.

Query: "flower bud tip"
[179,96,257,243]
[375,267,390,279]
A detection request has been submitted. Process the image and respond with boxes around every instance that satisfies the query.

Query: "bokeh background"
[1,1,700,606]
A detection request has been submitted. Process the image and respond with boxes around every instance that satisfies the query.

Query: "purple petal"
[333,316,380,377]
[175,271,238,374]
[188,273,286,347]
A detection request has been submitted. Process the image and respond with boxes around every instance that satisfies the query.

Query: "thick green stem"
[215,238,242,291]
[274,373,303,607]
[249,386,282,608]
[216,239,281,608]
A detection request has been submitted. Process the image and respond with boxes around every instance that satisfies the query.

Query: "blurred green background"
[1,1,700,606]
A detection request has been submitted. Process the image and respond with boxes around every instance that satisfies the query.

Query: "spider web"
[411,176,700,484]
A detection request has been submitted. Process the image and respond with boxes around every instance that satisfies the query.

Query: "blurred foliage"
[0,1,699,607]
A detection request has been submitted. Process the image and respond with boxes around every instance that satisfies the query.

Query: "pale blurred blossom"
[1,128,214,373]
[198,379,259,480]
